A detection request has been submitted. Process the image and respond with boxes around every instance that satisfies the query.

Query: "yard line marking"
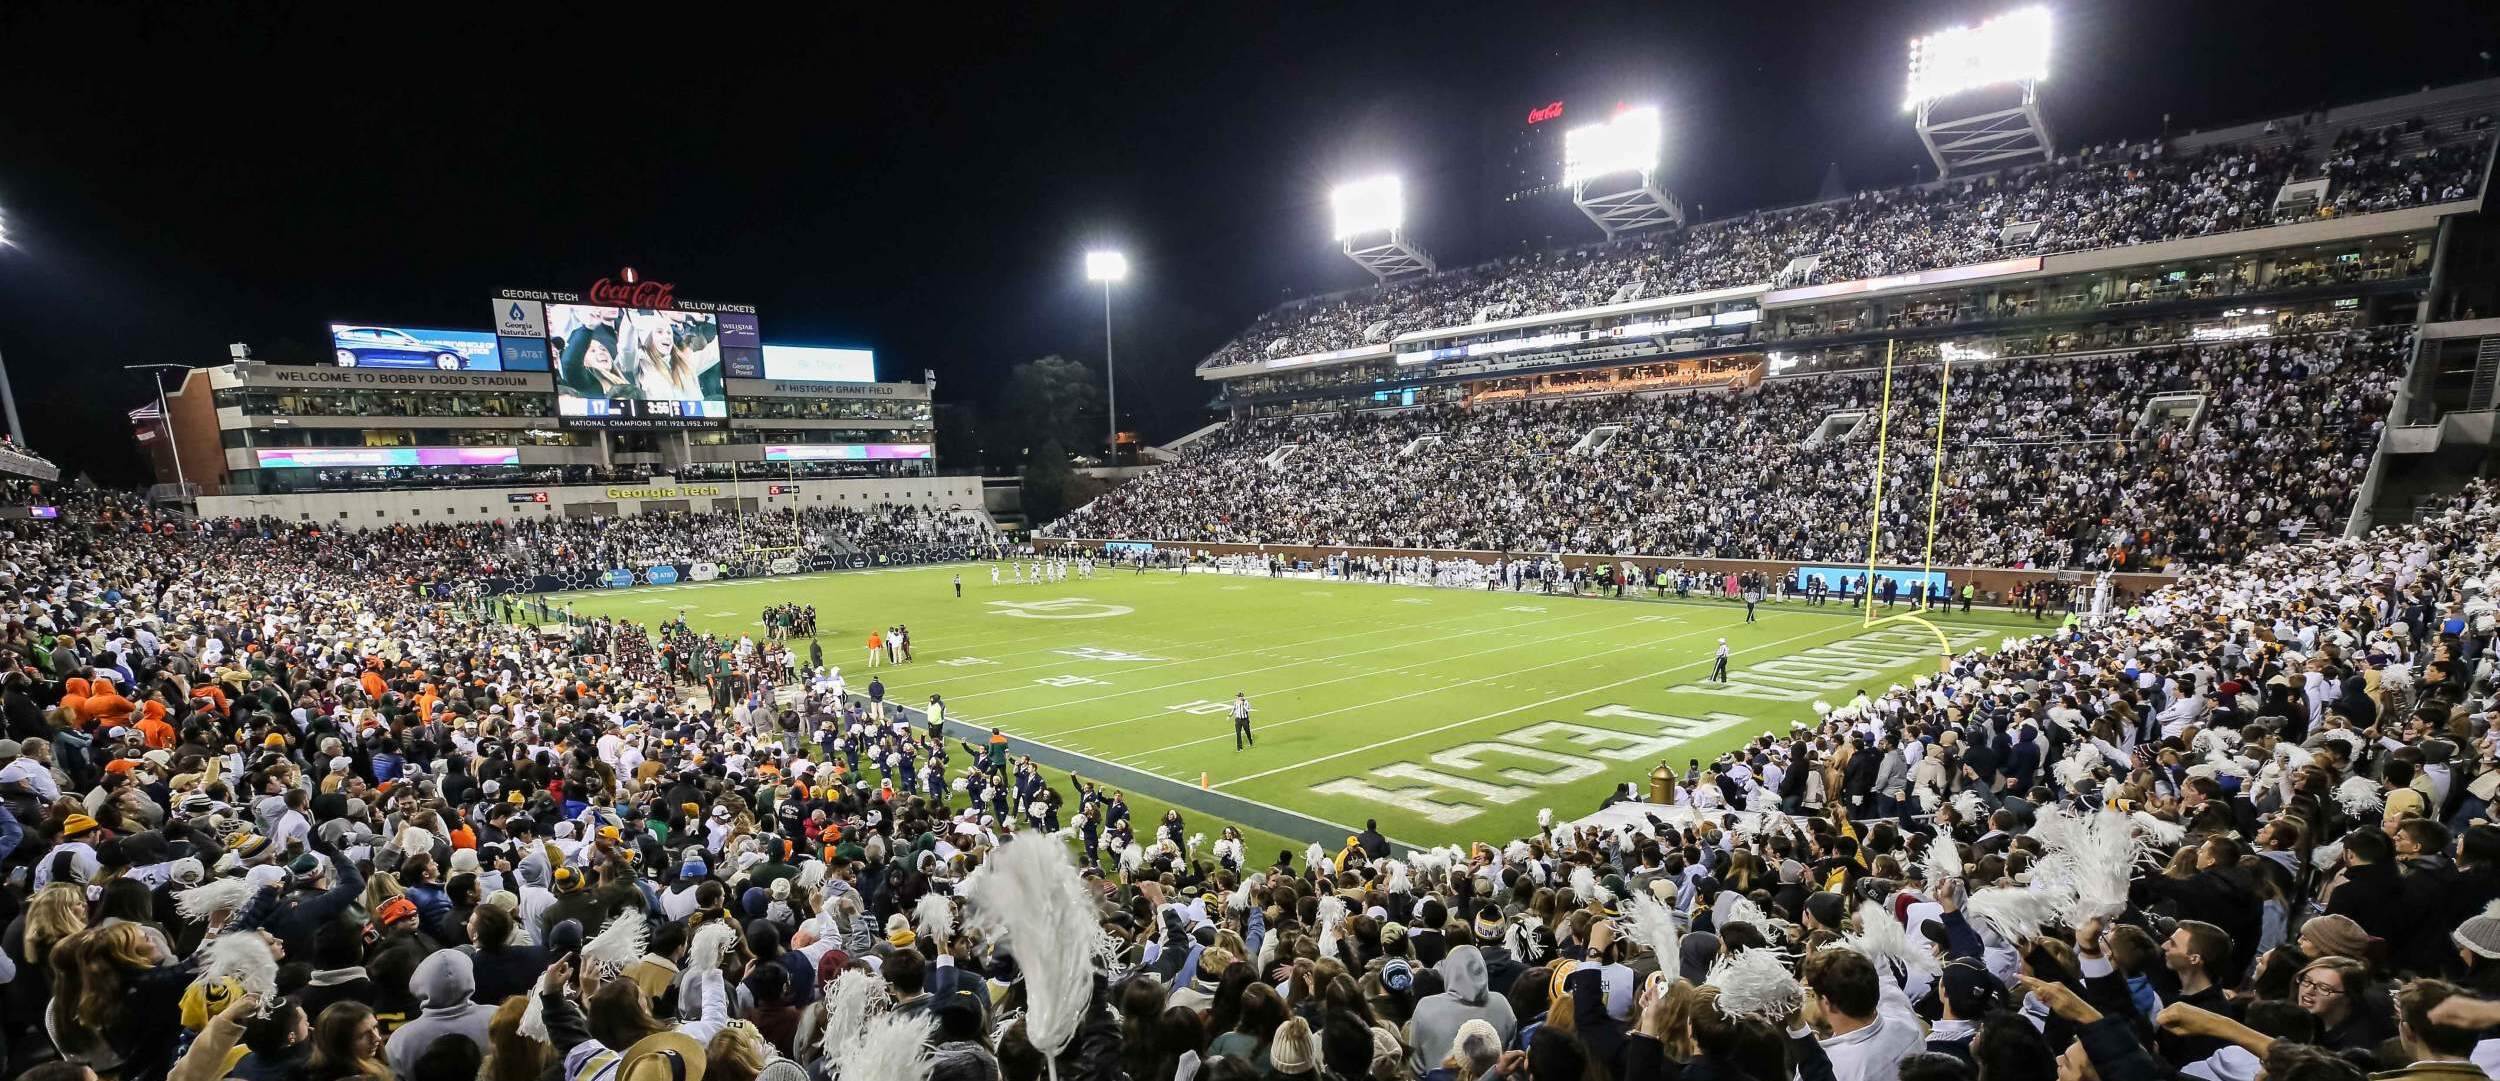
[1211,622,1899,790]
[871,606,1463,687]
[931,608,1516,703]
[1059,613,1664,746]
[1116,618,1744,764]
[959,604,1627,726]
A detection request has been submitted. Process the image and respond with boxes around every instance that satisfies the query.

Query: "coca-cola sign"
[585,267,676,309]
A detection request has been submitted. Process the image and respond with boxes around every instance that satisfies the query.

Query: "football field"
[545,563,2042,852]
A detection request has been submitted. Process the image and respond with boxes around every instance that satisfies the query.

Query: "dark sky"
[1,1,2494,484]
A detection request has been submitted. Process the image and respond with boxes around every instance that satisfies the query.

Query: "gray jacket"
[385,950,495,1079]
[1406,946,1517,1073]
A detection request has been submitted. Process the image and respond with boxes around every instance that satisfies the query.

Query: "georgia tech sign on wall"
[604,485,723,500]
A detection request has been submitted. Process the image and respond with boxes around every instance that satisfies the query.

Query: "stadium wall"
[1037,536,2172,605]
[196,475,984,525]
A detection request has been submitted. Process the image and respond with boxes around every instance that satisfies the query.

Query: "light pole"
[0,210,25,449]
[125,364,192,497]
[1084,250,1128,464]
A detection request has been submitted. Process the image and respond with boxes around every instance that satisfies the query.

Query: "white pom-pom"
[1119,843,1145,873]
[1704,948,1803,1023]
[2335,775,2387,817]
[1384,861,1411,895]
[517,988,550,1042]
[1835,900,1940,980]
[582,908,648,977]
[1305,842,1325,872]
[2312,841,2346,873]
[1951,789,1987,823]
[1966,886,2055,945]
[2129,811,2188,847]
[1621,891,1682,967]
[201,933,279,1017]
[1720,892,1770,936]
[1922,836,1964,892]
[1538,807,1554,829]
[912,893,954,947]
[1569,866,1615,908]
[1315,895,1349,959]
[834,1012,936,1081]
[175,877,258,928]
[687,920,739,974]
[817,969,890,1066]
[1812,700,1832,716]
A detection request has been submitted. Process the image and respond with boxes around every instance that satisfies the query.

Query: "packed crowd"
[1061,327,2409,572]
[464,505,997,583]
[1207,123,2488,368]
[4,439,2500,1081]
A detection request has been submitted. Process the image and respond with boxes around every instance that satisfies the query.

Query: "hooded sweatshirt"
[1407,946,1517,1074]
[384,949,493,1079]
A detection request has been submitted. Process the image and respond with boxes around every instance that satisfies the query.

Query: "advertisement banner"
[497,337,553,372]
[767,483,802,495]
[256,447,520,469]
[493,298,547,339]
[761,344,875,383]
[507,492,549,503]
[717,311,763,349]
[1789,565,1951,594]
[848,554,869,569]
[645,565,679,586]
[601,568,634,589]
[808,555,839,572]
[762,443,933,462]
[689,561,719,582]
[769,557,801,576]
[330,324,502,371]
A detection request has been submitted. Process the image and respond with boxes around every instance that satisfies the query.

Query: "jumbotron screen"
[548,304,728,428]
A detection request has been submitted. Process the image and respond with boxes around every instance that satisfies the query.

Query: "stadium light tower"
[1084,250,1127,462]
[1564,106,1682,239]
[1906,6,2055,176]
[0,208,22,450]
[1330,175,1435,282]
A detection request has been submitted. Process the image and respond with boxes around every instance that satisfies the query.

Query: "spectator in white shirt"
[1804,946,1928,1081]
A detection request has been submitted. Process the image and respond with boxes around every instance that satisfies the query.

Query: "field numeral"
[1055,646,1162,662]
[936,657,995,667]
[1505,605,1547,613]
[1164,699,1235,716]
[1036,675,1108,688]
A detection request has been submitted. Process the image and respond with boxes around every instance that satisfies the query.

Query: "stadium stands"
[2,453,2500,1081]
[1062,328,2410,570]
[1207,120,2490,370]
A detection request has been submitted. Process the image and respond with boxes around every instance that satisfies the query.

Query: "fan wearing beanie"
[1266,1016,1319,1080]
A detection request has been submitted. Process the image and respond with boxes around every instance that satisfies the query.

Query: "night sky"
[1,1,2493,484]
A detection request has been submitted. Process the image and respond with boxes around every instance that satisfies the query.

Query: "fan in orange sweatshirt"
[136,700,176,749]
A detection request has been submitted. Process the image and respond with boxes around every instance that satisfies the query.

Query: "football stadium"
[10,5,2500,1081]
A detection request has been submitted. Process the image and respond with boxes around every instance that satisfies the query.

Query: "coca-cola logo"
[586,267,676,309]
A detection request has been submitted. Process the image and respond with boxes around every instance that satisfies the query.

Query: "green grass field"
[545,564,2043,851]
